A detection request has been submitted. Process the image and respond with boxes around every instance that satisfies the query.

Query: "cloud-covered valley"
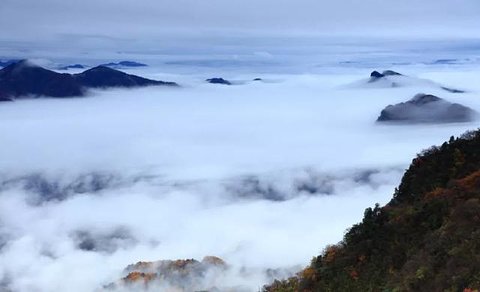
[1,64,480,291]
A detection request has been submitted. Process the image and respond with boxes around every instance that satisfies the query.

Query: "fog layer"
[1,66,480,291]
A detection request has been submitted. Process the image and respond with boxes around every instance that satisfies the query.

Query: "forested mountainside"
[264,130,480,292]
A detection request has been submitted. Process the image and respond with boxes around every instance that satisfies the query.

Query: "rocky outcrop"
[105,256,228,291]
[0,60,177,100]
[206,78,231,85]
[377,93,477,124]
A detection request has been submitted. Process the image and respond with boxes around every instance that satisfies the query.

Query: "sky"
[2,0,479,36]
[1,0,480,59]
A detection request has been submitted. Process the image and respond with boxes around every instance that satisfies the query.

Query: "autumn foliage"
[263,130,480,292]
[106,256,227,290]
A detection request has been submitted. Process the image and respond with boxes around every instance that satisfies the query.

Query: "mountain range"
[0,60,177,100]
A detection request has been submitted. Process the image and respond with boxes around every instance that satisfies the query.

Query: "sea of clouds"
[1,57,480,291]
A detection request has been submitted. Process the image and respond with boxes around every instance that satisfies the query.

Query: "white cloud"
[0,63,480,291]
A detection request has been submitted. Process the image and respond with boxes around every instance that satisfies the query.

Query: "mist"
[1,59,480,291]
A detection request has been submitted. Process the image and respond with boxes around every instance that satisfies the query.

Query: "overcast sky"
[1,0,480,58]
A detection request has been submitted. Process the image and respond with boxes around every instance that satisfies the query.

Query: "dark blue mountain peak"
[206,78,231,85]
[0,62,177,100]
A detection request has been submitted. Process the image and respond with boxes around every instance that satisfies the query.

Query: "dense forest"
[264,130,480,292]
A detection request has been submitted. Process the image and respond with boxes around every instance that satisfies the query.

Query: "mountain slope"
[74,66,175,88]
[377,93,477,124]
[0,60,84,98]
[264,130,480,292]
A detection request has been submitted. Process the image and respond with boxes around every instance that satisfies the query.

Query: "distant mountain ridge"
[0,60,177,100]
[100,61,148,67]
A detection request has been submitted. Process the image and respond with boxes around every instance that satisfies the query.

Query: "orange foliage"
[300,266,316,281]
[123,272,157,284]
[170,259,196,269]
[395,214,404,223]
[202,256,226,266]
[424,188,445,200]
[324,245,341,263]
[458,170,480,191]
[350,269,359,281]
